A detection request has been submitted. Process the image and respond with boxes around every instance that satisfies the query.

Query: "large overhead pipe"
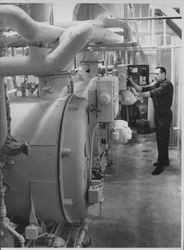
[55,16,134,41]
[0,5,64,42]
[92,16,134,41]
[0,5,133,43]
[100,4,134,41]
[0,6,125,76]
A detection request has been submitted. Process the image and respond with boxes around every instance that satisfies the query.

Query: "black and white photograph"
[0,0,183,249]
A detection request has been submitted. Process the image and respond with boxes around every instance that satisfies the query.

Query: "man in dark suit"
[129,66,173,175]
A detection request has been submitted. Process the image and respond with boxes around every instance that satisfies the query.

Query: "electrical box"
[25,224,39,240]
[97,76,119,122]
[127,64,149,86]
[88,180,103,204]
[127,64,149,122]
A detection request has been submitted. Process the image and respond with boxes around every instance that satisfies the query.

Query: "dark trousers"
[154,112,172,166]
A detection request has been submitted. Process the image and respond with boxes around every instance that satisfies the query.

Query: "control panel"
[127,64,149,86]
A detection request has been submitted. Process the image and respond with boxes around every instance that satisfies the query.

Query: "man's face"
[154,68,165,83]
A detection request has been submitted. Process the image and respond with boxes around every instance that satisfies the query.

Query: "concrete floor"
[89,131,181,248]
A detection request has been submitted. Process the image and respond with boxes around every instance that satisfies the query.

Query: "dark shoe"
[152,166,164,175]
[153,162,169,167]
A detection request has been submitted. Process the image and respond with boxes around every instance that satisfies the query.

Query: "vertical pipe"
[30,3,51,22]
[170,43,175,146]
[148,8,151,45]
[29,3,52,95]
[0,77,7,148]
[151,8,155,46]
[10,47,17,96]
[122,4,129,123]
[180,7,184,197]
[128,50,134,65]
[0,167,7,218]
[163,19,166,46]
[123,4,129,65]
[124,4,128,43]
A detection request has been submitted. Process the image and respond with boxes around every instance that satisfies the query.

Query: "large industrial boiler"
[0,4,134,247]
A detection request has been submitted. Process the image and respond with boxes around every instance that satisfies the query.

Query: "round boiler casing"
[4,94,90,224]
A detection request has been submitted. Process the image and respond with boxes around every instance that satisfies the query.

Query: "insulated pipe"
[56,17,133,41]
[74,219,90,248]
[0,23,124,76]
[100,4,125,19]
[99,4,133,41]
[0,5,65,42]
[0,5,132,43]
[5,223,25,247]
[92,17,133,41]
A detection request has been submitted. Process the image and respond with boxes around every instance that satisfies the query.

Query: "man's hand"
[139,91,150,98]
[130,87,139,97]
[127,76,134,85]
[127,76,142,92]
[130,87,144,103]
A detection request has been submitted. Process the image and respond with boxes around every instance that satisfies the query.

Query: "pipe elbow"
[46,23,94,72]
[92,17,134,42]
[0,5,39,40]
[0,5,64,42]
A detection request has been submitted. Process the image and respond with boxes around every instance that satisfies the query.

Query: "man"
[128,67,173,175]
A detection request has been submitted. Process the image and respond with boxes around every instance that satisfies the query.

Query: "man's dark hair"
[155,66,166,75]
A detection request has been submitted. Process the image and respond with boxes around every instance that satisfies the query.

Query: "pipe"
[155,7,182,32]
[74,219,90,248]
[121,16,182,21]
[91,18,133,42]
[56,16,134,41]
[0,5,65,42]
[0,166,25,247]
[100,4,125,19]
[0,22,124,76]
[0,78,7,148]
[5,223,25,247]
[0,167,7,218]
[0,5,133,43]
[99,4,133,41]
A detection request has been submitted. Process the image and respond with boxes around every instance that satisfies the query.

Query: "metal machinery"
[0,4,133,247]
